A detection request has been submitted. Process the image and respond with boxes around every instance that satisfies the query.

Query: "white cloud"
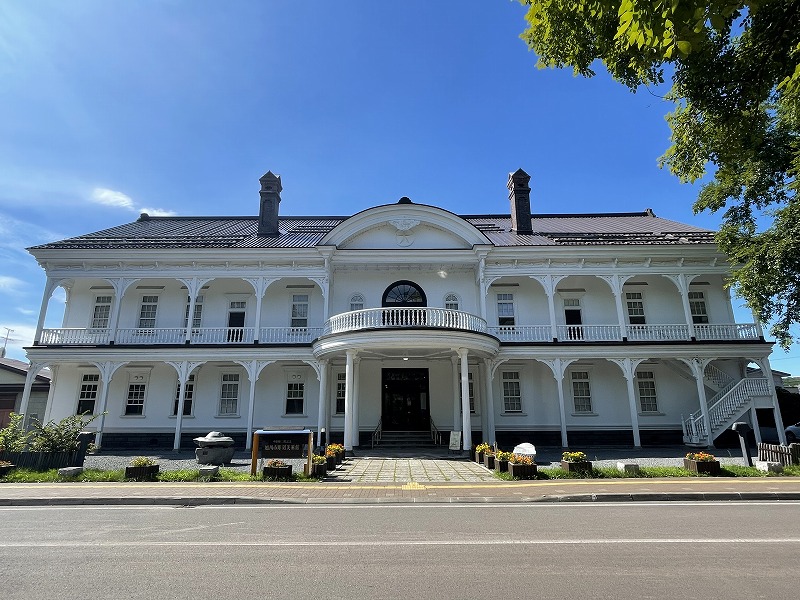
[0,275,25,294]
[0,322,36,362]
[141,206,177,217]
[91,187,135,209]
[16,307,36,316]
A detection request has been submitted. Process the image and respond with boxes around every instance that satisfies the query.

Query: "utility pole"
[1,328,13,358]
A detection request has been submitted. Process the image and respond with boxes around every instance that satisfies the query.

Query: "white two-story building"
[18,170,787,452]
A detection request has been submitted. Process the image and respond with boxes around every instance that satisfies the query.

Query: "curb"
[3,491,800,507]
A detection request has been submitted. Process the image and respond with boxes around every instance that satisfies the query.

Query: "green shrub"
[0,413,32,452]
[130,456,156,467]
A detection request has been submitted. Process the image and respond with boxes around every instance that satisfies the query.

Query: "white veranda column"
[18,362,46,417]
[451,356,461,433]
[482,360,496,446]
[344,350,355,452]
[92,361,127,447]
[610,358,642,447]
[352,357,361,447]
[316,360,328,447]
[458,348,472,451]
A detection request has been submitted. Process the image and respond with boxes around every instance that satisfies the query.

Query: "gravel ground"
[83,445,758,472]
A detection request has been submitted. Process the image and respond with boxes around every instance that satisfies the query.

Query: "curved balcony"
[323,307,488,336]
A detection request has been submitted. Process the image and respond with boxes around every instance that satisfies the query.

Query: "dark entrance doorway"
[382,368,429,431]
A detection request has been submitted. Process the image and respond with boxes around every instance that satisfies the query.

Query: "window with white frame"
[91,296,112,329]
[501,371,522,412]
[77,373,99,414]
[219,373,239,415]
[285,372,305,415]
[444,293,460,311]
[291,295,309,328]
[124,372,149,416]
[459,371,476,413]
[497,293,515,326]
[570,371,592,413]
[349,293,364,312]
[138,295,159,329]
[688,291,709,323]
[173,374,195,416]
[335,372,346,414]
[625,292,646,324]
[184,296,204,329]
[636,371,659,412]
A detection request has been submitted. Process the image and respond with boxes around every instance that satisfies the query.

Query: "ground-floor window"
[335,372,346,414]
[125,384,146,415]
[219,373,239,415]
[636,370,659,412]
[286,382,305,415]
[173,374,195,416]
[570,371,593,413]
[501,371,522,412]
[77,373,99,414]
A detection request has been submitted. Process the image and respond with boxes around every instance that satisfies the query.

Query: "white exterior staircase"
[682,376,772,446]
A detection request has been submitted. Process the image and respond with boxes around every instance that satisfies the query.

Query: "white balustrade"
[488,325,551,342]
[626,324,691,341]
[556,324,622,341]
[190,327,255,344]
[324,308,488,335]
[259,327,323,343]
[115,328,187,344]
[39,328,111,345]
[694,323,761,340]
[683,377,771,443]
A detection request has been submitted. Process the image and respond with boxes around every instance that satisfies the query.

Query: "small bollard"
[732,421,753,467]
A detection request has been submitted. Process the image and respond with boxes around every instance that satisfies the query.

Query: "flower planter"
[312,463,328,478]
[475,450,485,464]
[124,465,159,481]
[684,458,721,475]
[508,462,538,479]
[0,464,15,477]
[495,459,509,473]
[326,455,337,470]
[483,454,495,469]
[263,465,292,480]
[560,460,592,473]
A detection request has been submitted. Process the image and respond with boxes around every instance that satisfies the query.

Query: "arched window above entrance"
[382,281,426,307]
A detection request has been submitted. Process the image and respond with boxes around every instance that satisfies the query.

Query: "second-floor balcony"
[37,313,763,347]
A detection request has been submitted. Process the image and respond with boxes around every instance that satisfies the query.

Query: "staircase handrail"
[703,363,734,389]
[683,377,770,443]
[429,417,442,445]
[371,418,383,449]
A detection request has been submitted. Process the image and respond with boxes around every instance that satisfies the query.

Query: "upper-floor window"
[636,370,658,412]
[501,371,521,412]
[350,293,364,312]
[219,373,239,415]
[444,293,460,311]
[173,374,195,416]
[497,293,515,326]
[91,296,112,329]
[625,292,646,324]
[138,296,159,329]
[77,373,99,415]
[688,291,708,324]
[291,295,309,328]
[383,280,426,306]
[185,296,204,329]
[570,371,592,413]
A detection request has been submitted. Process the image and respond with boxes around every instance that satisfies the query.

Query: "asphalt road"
[2,502,798,599]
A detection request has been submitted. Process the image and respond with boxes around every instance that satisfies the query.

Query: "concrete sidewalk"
[2,477,800,506]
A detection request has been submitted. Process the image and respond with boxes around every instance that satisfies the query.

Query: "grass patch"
[784,465,800,476]
[3,468,125,483]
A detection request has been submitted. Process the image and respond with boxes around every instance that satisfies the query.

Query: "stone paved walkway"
[340,457,496,482]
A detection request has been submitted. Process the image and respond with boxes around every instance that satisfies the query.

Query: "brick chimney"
[507,169,532,234]
[258,171,282,237]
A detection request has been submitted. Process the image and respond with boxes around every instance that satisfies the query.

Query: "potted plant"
[561,451,592,473]
[328,443,345,464]
[684,451,721,475]
[311,454,328,478]
[495,450,512,473]
[0,460,15,477]
[483,448,496,469]
[475,442,491,464]
[508,453,537,479]
[263,458,292,480]
[125,456,159,480]
[325,448,338,470]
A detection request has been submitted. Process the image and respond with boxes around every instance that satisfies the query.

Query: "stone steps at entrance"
[375,431,441,448]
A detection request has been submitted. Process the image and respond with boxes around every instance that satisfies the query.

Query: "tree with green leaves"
[518,0,800,348]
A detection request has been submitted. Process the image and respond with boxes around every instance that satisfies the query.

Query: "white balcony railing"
[556,324,622,341]
[37,321,764,346]
[488,325,551,342]
[324,307,488,336]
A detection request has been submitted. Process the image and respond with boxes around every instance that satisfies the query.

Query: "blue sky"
[1,1,797,374]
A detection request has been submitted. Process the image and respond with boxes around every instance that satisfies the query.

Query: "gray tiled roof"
[29,211,715,250]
